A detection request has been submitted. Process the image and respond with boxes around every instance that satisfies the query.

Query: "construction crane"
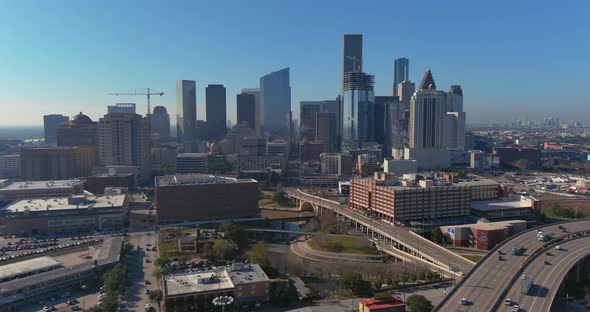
[109,88,164,115]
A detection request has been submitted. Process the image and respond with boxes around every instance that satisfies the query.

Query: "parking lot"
[0,236,105,264]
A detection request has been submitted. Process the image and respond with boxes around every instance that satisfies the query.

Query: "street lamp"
[212,295,234,312]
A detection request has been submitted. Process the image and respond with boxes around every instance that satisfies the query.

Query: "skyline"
[1,0,590,126]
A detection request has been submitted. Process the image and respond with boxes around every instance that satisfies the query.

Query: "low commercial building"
[383,159,417,176]
[155,174,259,224]
[441,219,527,250]
[163,263,270,312]
[471,197,534,221]
[176,153,208,174]
[0,190,128,235]
[320,153,353,177]
[20,146,97,180]
[403,147,451,169]
[457,178,501,201]
[493,147,542,170]
[359,295,406,312]
[0,256,63,283]
[0,179,83,201]
[469,150,500,171]
[84,172,135,194]
[299,174,339,188]
[237,156,286,176]
[350,177,471,226]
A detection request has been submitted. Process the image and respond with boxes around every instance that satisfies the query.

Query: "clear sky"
[1,0,589,126]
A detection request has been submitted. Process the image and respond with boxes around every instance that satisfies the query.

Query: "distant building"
[151,145,178,167]
[98,110,150,169]
[43,114,69,145]
[299,141,326,163]
[397,80,415,110]
[342,34,363,91]
[0,190,128,235]
[447,85,463,112]
[154,174,259,224]
[266,141,289,157]
[107,103,136,114]
[20,146,96,181]
[0,155,20,178]
[224,123,266,156]
[393,57,409,97]
[0,179,83,201]
[84,172,136,195]
[359,294,406,312]
[176,80,197,143]
[493,147,542,170]
[443,112,466,150]
[316,112,338,152]
[409,70,446,149]
[375,96,402,154]
[151,106,171,141]
[57,112,98,148]
[299,102,322,142]
[441,220,527,250]
[237,156,286,175]
[470,150,500,171]
[241,88,262,136]
[206,84,227,141]
[320,153,353,177]
[176,153,208,174]
[236,92,256,130]
[260,68,291,136]
[342,71,375,150]
[383,159,417,176]
[403,147,451,169]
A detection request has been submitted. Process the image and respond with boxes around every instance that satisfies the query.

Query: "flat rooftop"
[176,153,208,158]
[471,198,532,211]
[164,269,234,297]
[0,179,82,191]
[228,263,270,285]
[155,174,256,187]
[457,178,500,187]
[449,220,527,231]
[0,256,63,281]
[2,194,126,213]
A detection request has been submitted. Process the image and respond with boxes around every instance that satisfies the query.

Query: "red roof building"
[359,295,406,312]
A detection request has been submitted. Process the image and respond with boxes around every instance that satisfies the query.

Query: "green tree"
[373,292,391,300]
[406,294,434,312]
[149,289,164,311]
[251,241,269,266]
[219,222,247,248]
[339,272,368,294]
[269,280,299,305]
[154,255,170,267]
[431,227,445,244]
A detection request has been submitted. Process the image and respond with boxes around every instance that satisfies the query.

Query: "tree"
[251,241,269,267]
[406,294,434,312]
[431,227,444,244]
[270,281,299,305]
[219,222,247,248]
[154,255,170,267]
[339,272,367,294]
[149,289,164,311]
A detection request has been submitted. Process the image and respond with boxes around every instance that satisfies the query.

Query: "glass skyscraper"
[176,80,197,143]
[205,84,227,142]
[260,68,291,136]
[342,72,375,150]
[394,57,409,96]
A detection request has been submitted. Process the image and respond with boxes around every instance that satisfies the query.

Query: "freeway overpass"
[436,220,590,311]
[285,188,475,277]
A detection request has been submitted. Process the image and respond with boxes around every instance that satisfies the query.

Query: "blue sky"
[1,0,589,126]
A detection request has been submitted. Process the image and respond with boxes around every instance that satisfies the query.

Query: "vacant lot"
[307,235,379,255]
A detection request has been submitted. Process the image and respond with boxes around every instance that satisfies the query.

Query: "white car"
[521,274,527,280]
[512,304,520,312]
[555,245,561,250]
[145,303,151,311]
[504,298,512,305]
[460,298,469,305]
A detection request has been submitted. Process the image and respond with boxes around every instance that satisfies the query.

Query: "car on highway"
[512,304,520,311]
[555,245,561,250]
[460,298,470,305]
[145,304,151,311]
[504,298,512,305]
[521,274,527,280]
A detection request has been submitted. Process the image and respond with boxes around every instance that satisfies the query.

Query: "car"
[498,255,503,261]
[43,306,52,311]
[512,305,520,312]
[145,289,150,294]
[145,280,151,285]
[81,284,87,290]
[460,298,470,305]
[71,306,82,311]
[555,245,561,250]
[504,298,512,305]
[544,260,551,265]
[145,304,151,311]
[146,259,151,263]
[521,274,527,280]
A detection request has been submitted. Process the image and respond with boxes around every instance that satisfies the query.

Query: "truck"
[521,279,532,294]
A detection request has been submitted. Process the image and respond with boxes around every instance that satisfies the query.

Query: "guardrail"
[433,220,572,311]
[490,229,590,311]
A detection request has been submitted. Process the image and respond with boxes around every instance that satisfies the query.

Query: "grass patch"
[307,236,379,255]
[461,254,484,262]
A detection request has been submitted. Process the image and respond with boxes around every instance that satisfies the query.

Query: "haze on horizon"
[1,0,589,126]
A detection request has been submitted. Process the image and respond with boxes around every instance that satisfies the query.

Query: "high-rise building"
[241,88,261,136]
[20,146,96,180]
[176,153,208,174]
[224,123,266,156]
[299,102,322,142]
[393,58,410,96]
[375,96,403,155]
[320,153,353,177]
[342,72,375,150]
[260,68,291,136]
[151,106,171,141]
[397,80,415,110]
[443,85,466,150]
[205,84,227,142]
[57,112,98,148]
[342,34,363,91]
[316,112,337,153]
[176,80,197,143]
[447,85,463,113]
[236,92,256,130]
[98,110,150,169]
[108,103,136,114]
[0,155,20,178]
[43,114,69,145]
[409,70,447,148]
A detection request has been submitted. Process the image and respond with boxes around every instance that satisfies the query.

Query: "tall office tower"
[342,34,363,91]
[323,97,342,151]
[447,85,463,113]
[196,120,208,142]
[443,112,467,150]
[342,72,375,150]
[260,68,291,137]
[98,110,150,168]
[397,80,416,110]
[241,88,261,136]
[316,112,337,152]
[393,58,410,96]
[409,70,447,148]
[176,80,197,143]
[299,101,322,141]
[43,114,69,145]
[205,84,227,142]
[375,96,402,155]
[108,103,136,114]
[236,92,256,130]
[57,112,98,147]
[20,146,96,180]
[151,106,171,141]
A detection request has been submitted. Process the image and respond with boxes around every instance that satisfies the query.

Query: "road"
[287,189,475,275]
[500,236,590,312]
[439,220,590,312]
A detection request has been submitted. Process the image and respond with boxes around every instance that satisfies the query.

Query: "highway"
[500,236,590,312]
[439,220,590,312]
[286,188,475,275]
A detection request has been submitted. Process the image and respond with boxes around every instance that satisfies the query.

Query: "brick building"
[20,146,96,181]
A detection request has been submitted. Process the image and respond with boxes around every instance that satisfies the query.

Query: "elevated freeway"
[286,188,475,276]
[437,220,590,311]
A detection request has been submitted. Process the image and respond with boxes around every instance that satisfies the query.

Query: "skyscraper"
[151,106,171,141]
[43,114,69,145]
[57,112,98,147]
[98,109,150,168]
[342,34,363,91]
[375,96,401,155]
[20,146,96,180]
[316,112,337,153]
[342,72,375,150]
[236,92,256,130]
[260,68,291,136]
[397,80,416,110]
[393,57,410,96]
[176,80,197,143]
[299,101,322,142]
[444,85,466,150]
[409,70,447,148]
[241,88,261,136]
[447,85,464,113]
[205,84,227,141]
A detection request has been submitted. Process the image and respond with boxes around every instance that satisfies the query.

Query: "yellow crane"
[109,88,164,115]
